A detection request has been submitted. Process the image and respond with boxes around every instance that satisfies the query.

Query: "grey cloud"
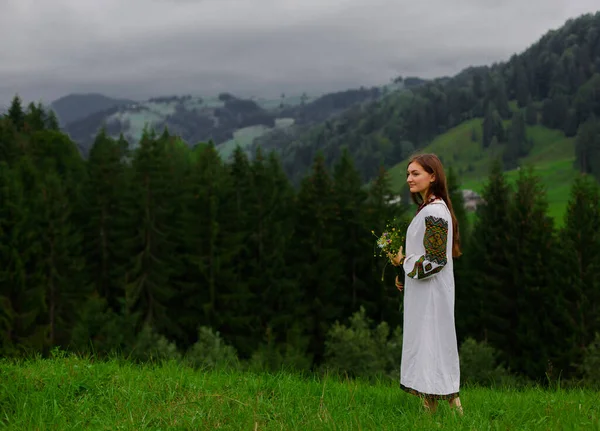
[0,0,598,108]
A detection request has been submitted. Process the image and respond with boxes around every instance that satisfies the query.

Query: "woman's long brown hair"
[407,153,462,258]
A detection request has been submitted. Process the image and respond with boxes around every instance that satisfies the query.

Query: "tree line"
[1,95,600,387]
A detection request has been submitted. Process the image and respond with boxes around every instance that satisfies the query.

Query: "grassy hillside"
[387,119,577,222]
[217,125,273,160]
[217,118,296,160]
[1,355,597,430]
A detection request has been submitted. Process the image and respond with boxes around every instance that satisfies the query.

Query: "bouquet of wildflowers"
[372,217,410,281]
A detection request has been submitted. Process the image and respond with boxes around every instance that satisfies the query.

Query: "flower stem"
[381,261,388,281]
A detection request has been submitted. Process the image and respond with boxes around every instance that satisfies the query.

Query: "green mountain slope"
[387,117,577,221]
[255,11,600,198]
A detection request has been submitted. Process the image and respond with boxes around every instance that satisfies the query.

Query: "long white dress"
[400,198,460,399]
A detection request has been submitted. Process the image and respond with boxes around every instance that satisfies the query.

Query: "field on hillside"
[217,125,272,160]
[0,355,598,430]
[388,119,578,223]
[217,118,296,160]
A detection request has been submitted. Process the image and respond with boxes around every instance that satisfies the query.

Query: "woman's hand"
[395,275,403,292]
[388,246,404,266]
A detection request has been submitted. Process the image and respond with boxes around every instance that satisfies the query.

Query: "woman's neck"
[416,193,437,214]
[420,191,436,201]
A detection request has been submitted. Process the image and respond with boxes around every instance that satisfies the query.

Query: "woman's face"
[407,161,435,196]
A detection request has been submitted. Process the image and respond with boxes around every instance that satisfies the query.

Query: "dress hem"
[400,384,459,401]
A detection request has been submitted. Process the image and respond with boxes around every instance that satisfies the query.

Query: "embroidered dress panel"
[406,215,448,279]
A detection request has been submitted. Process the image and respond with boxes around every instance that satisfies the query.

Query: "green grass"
[0,355,598,430]
[387,119,578,223]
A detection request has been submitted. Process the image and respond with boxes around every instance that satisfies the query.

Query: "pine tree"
[332,149,371,316]
[0,162,23,354]
[83,128,129,311]
[25,102,46,132]
[461,159,513,348]
[554,174,600,376]
[506,167,558,379]
[212,145,256,356]
[0,116,21,165]
[160,135,194,343]
[263,150,303,322]
[495,77,511,119]
[27,129,88,259]
[514,60,531,108]
[178,143,221,339]
[46,110,60,131]
[179,143,244,349]
[482,105,496,147]
[228,146,253,290]
[244,148,306,362]
[35,170,87,347]
[123,129,179,336]
[575,116,600,180]
[6,157,49,353]
[5,154,88,351]
[292,152,344,364]
[446,166,472,343]
[7,95,24,131]
[504,110,528,169]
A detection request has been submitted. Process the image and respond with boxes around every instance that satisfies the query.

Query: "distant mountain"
[64,93,277,157]
[51,93,136,126]
[59,82,409,158]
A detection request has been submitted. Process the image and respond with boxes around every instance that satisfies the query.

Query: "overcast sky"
[0,0,598,108]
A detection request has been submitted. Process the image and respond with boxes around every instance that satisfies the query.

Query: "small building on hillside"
[387,194,402,206]
[462,189,484,211]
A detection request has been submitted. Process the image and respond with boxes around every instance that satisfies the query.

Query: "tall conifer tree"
[293,152,343,364]
[554,174,600,377]
[507,167,558,380]
[462,160,512,349]
[332,149,371,316]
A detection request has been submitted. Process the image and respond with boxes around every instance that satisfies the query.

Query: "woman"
[388,153,463,414]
